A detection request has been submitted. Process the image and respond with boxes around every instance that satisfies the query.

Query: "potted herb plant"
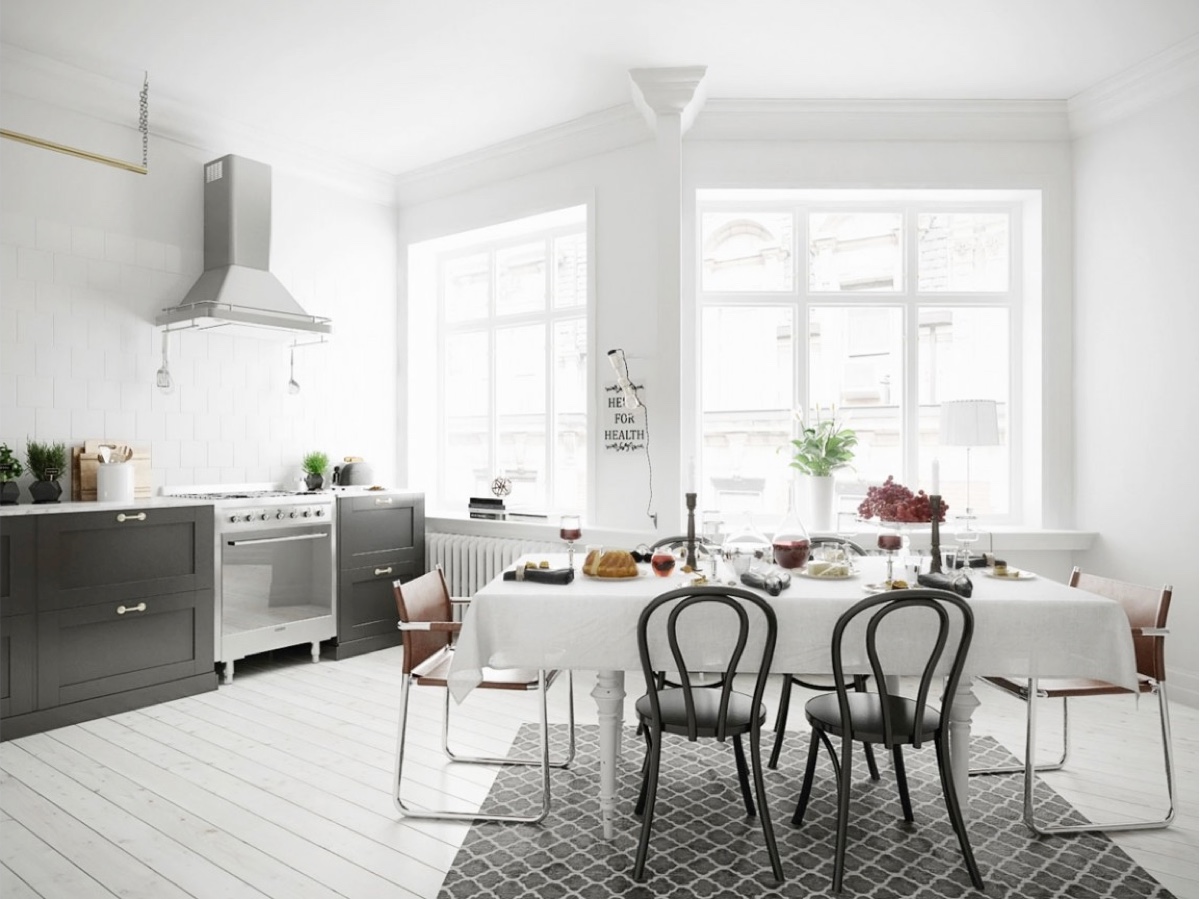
[0,442,23,505]
[302,450,329,491]
[788,408,857,531]
[26,438,67,504]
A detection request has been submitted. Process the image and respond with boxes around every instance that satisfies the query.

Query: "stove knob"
[302,509,311,518]
[228,514,240,524]
[276,511,286,520]
[314,508,325,518]
[259,512,269,521]
[289,511,297,518]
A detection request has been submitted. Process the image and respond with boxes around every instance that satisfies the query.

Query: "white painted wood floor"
[2,646,1196,899]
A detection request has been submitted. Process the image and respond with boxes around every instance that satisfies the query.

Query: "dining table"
[447,552,1139,840]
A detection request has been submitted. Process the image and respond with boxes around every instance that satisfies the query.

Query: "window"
[411,205,588,515]
[697,192,1020,526]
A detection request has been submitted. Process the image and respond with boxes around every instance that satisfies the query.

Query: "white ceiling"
[2,0,1196,177]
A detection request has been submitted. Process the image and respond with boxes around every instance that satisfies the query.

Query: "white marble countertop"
[0,496,214,517]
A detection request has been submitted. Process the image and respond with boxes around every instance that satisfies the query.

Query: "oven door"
[219,521,335,652]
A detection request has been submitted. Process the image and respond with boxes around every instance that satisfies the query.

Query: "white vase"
[800,474,835,533]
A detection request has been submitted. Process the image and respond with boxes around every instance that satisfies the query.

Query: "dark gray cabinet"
[1,505,217,741]
[1,517,36,717]
[329,491,424,660]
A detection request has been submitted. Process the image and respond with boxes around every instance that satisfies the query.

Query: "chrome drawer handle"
[375,566,394,576]
[116,512,147,522]
[117,602,147,615]
[374,497,393,505]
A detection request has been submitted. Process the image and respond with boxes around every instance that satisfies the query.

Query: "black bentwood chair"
[792,588,983,893]
[972,566,1176,835]
[769,536,876,773]
[633,585,784,883]
[391,567,575,823]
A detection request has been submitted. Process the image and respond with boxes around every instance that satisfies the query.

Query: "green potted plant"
[0,442,23,505]
[787,408,857,531]
[302,450,329,491]
[26,438,67,504]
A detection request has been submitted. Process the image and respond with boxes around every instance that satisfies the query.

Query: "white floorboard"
[1,645,1196,899]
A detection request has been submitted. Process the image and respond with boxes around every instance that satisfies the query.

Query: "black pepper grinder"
[685,492,697,570]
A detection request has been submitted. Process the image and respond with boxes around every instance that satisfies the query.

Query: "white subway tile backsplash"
[121,381,153,414]
[17,246,55,282]
[56,310,92,349]
[1,339,35,377]
[2,406,35,444]
[53,377,91,411]
[87,258,122,291]
[70,407,106,439]
[54,253,88,286]
[0,373,14,409]
[103,347,138,382]
[103,409,137,439]
[179,440,207,468]
[1,211,35,246]
[71,345,108,380]
[72,226,106,259]
[151,439,180,470]
[34,406,71,438]
[88,379,121,410]
[36,220,72,253]
[165,411,195,442]
[207,440,234,468]
[2,278,36,313]
[35,281,72,315]
[35,343,72,380]
[134,238,166,271]
[191,412,221,441]
[104,233,136,264]
[135,410,166,441]
[162,243,183,274]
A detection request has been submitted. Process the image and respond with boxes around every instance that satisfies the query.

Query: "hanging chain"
[138,71,149,169]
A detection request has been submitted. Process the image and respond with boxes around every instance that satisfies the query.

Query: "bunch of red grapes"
[857,475,947,523]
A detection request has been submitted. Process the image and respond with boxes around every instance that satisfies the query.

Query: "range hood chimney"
[156,155,332,338]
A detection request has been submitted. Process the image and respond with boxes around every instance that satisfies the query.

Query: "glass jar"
[723,515,771,576]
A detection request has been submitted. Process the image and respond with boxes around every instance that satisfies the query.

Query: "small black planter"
[29,479,62,504]
[304,474,324,492]
[0,481,19,505]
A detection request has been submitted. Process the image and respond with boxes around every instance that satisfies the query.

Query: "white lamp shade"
[939,399,1000,447]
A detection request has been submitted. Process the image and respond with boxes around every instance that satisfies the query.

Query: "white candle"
[932,458,940,494]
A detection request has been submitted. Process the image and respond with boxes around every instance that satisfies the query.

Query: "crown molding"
[629,66,709,134]
[689,98,1070,142]
[393,104,649,207]
[1068,36,1199,137]
[0,43,396,205]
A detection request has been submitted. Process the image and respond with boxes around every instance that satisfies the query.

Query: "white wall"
[0,103,400,494]
[1073,83,1200,702]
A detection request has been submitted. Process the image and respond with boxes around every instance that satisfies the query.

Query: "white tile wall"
[0,211,344,497]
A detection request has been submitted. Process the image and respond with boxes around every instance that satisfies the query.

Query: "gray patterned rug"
[438,724,1175,898]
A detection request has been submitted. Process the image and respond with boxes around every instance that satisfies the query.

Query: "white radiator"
[427,532,563,595]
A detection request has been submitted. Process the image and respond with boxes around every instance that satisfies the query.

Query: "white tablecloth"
[448,554,1138,701]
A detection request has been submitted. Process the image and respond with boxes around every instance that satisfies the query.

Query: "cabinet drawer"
[38,506,214,610]
[1,613,36,717]
[37,589,214,709]
[1,517,36,617]
[337,558,421,643]
[338,494,424,568]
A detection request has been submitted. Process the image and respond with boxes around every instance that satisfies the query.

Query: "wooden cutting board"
[72,440,152,501]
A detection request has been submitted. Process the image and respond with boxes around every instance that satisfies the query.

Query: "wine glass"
[834,511,860,566]
[876,522,903,585]
[560,514,582,568]
[952,514,980,570]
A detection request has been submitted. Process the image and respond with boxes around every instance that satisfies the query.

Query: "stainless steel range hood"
[157,155,332,338]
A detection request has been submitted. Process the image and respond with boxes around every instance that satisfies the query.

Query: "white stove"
[162,484,337,683]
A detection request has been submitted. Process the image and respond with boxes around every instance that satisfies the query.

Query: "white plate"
[984,568,1036,580]
[797,566,858,580]
[862,582,910,593]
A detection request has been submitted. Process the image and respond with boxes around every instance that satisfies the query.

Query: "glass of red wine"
[560,514,582,568]
[651,550,677,578]
[877,523,903,585]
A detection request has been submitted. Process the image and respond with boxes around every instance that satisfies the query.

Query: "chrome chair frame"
[971,566,1175,835]
[392,568,576,824]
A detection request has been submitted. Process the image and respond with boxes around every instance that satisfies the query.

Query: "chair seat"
[635,688,766,737]
[413,647,556,691]
[982,673,1158,700]
[804,691,940,745]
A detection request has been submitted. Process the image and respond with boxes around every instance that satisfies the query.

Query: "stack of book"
[469,496,506,520]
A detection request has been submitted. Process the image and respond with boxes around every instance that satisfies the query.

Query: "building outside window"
[697,190,1020,529]
[410,205,588,516]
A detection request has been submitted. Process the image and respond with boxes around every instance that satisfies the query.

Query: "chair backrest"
[393,567,454,675]
[809,536,868,556]
[830,588,973,748]
[637,585,778,742]
[649,534,722,553]
[1070,566,1171,682]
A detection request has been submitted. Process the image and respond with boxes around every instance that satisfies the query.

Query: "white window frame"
[694,190,1027,527]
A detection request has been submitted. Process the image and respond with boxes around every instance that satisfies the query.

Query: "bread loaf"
[583,549,601,576]
[590,549,638,578]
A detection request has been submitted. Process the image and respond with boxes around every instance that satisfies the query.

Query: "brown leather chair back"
[1070,567,1171,682]
[394,567,454,675]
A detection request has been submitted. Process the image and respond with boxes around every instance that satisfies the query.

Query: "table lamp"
[938,399,1000,520]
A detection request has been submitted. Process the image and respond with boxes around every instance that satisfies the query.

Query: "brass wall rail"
[0,128,148,175]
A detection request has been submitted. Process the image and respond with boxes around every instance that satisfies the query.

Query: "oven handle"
[227,531,330,547]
